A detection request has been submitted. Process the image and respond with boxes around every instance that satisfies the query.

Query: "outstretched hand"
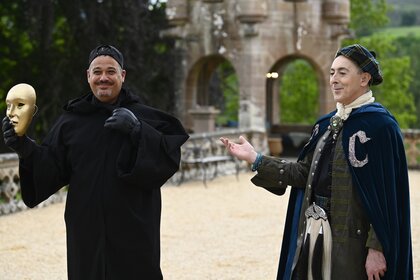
[220,135,258,164]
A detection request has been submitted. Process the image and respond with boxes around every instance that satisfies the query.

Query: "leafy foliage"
[213,62,239,127]
[390,35,420,127]
[278,60,318,124]
[400,10,417,26]
[350,0,389,36]
[376,26,420,38]
[203,60,239,127]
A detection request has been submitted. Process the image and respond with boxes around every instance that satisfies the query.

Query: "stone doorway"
[185,55,239,133]
[266,56,325,128]
[266,56,325,155]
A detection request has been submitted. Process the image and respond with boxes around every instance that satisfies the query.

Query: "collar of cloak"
[62,87,189,151]
[63,87,140,114]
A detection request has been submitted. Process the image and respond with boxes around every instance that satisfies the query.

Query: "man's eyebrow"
[92,66,118,70]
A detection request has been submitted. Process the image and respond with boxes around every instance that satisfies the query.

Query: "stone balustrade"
[168,128,266,185]
[0,153,67,216]
[1,128,419,215]
[403,129,420,169]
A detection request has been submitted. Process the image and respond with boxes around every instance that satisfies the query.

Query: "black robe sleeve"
[18,117,70,208]
[115,105,189,189]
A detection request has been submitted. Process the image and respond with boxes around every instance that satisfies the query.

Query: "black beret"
[88,44,124,68]
[335,44,383,86]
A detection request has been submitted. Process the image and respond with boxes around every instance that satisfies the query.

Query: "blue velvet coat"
[278,103,413,280]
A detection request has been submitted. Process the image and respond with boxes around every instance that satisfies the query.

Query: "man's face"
[330,56,371,105]
[6,84,37,136]
[87,55,126,104]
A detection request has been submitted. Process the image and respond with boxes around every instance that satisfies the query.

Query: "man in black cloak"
[2,44,189,279]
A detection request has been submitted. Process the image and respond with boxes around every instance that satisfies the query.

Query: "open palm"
[220,135,257,164]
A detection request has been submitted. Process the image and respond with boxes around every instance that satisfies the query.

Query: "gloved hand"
[104,107,141,143]
[2,116,35,158]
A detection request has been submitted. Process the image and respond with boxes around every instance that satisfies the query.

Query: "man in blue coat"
[2,45,189,279]
[221,44,412,279]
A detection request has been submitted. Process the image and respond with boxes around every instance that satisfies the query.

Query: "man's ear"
[361,72,372,86]
[121,69,126,82]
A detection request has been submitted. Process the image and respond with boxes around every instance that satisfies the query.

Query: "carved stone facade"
[163,0,351,132]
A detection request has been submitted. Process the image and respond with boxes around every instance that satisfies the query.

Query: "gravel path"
[0,171,419,279]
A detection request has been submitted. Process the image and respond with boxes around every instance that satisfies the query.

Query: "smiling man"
[87,45,126,104]
[2,44,189,279]
[220,44,412,279]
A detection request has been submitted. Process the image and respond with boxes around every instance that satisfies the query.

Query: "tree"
[350,0,389,36]
[401,10,417,26]
[392,35,420,127]
[0,2,35,112]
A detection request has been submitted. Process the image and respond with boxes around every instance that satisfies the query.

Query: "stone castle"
[163,0,351,133]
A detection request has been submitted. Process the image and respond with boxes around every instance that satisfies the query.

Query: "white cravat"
[335,90,375,121]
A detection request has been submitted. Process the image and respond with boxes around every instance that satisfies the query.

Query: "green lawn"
[377,25,420,38]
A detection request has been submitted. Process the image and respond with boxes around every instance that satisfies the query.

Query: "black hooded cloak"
[18,89,189,279]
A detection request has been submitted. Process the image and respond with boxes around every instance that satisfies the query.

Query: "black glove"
[2,116,35,158]
[104,107,141,143]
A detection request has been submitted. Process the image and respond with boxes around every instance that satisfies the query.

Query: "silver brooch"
[328,115,343,140]
[305,203,328,221]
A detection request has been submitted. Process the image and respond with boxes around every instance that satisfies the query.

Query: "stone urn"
[267,137,283,157]
[188,106,221,133]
